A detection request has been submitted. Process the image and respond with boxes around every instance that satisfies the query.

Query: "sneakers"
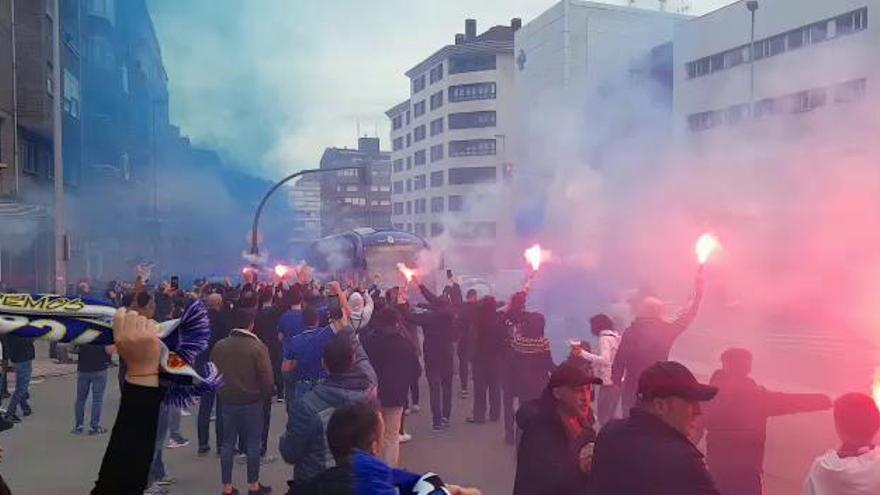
[198,446,211,456]
[4,413,20,424]
[72,425,85,435]
[89,426,108,435]
[441,417,451,427]
[248,484,272,495]
[411,404,421,413]
[399,432,413,443]
[466,417,486,424]
[143,483,169,495]
[260,454,278,465]
[21,405,32,417]
[432,423,445,432]
[155,476,177,487]
[167,437,190,449]
[235,453,248,465]
[180,408,192,417]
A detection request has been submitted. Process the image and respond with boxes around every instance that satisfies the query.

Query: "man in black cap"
[590,361,721,495]
[513,362,603,495]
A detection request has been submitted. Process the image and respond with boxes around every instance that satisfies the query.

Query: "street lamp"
[249,166,368,257]
[746,1,759,114]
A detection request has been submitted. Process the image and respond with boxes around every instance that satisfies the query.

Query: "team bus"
[306,228,430,286]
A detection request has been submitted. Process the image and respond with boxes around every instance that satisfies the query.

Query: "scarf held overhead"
[0,293,219,405]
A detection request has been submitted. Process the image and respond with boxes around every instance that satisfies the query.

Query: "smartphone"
[170,276,180,291]
[327,294,343,320]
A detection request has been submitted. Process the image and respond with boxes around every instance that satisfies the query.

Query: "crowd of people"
[0,264,879,495]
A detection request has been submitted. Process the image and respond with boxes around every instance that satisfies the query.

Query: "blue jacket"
[279,326,378,482]
[288,451,420,495]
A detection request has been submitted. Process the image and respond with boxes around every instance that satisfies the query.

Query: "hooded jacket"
[514,390,595,495]
[704,369,830,483]
[279,326,378,482]
[288,451,421,495]
[349,292,374,334]
[575,330,620,385]
[803,447,880,495]
[405,285,456,368]
[363,326,421,408]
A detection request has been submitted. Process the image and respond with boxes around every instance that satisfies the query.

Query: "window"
[449,139,496,157]
[414,100,426,117]
[87,0,115,23]
[47,63,54,96]
[834,78,867,103]
[393,203,404,215]
[393,180,403,194]
[449,53,496,74]
[448,82,497,102]
[430,171,444,187]
[392,114,403,130]
[406,110,411,124]
[337,168,358,177]
[415,199,427,214]
[836,8,868,35]
[393,137,404,151]
[415,223,427,237]
[786,28,806,50]
[429,63,444,84]
[448,111,496,129]
[451,222,497,239]
[414,174,426,190]
[448,166,496,185]
[393,159,404,173]
[687,111,723,132]
[406,156,412,169]
[406,179,412,192]
[430,91,444,111]
[807,21,828,44]
[414,125,426,142]
[724,104,750,125]
[62,69,80,118]
[431,197,444,213]
[412,74,426,93]
[430,223,444,237]
[430,118,444,136]
[723,46,747,68]
[21,139,37,173]
[448,195,464,211]
[406,201,412,215]
[430,144,444,162]
[414,150,426,166]
[345,185,358,192]
[406,133,412,147]
[754,98,776,118]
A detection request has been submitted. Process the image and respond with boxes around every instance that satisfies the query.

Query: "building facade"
[387,18,519,273]
[319,137,392,236]
[674,0,876,138]
[289,173,321,251]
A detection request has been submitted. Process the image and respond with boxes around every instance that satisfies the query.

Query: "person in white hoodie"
[348,291,374,334]
[803,392,880,495]
[570,314,621,426]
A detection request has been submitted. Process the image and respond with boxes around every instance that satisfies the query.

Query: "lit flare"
[274,264,290,278]
[397,263,417,283]
[524,244,551,271]
[695,233,721,265]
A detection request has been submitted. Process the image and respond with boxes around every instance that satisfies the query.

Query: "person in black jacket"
[2,336,34,423]
[404,279,456,431]
[703,348,831,495]
[363,307,422,467]
[197,293,231,455]
[514,363,602,495]
[590,361,721,495]
[92,307,165,494]
[467,296,507,424]
[612,274,704,415]
[456,289,478,400]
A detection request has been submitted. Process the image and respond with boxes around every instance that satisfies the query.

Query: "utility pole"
[747,1,759,114]
[51,0,66,293]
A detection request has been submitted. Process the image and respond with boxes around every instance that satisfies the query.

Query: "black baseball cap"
[548,363,603,389]
[637,361,718,402]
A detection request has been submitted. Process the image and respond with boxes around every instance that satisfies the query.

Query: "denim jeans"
[74,370,108,429]
[7,360,33,416]
[198,390,223,451]
[149,403,170,483]
[220,402,264,485]
[168,406,185,442]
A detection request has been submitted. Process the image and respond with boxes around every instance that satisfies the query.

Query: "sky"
[148,0,737,180]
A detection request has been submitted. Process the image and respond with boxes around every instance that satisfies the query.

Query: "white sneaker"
[180,408,192,417]
[411,404,421,413]
[399,432,413,443]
